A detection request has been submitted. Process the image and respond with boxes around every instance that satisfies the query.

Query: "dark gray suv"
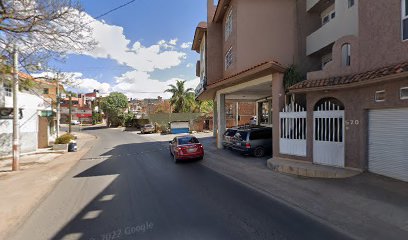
[231,127,272,157]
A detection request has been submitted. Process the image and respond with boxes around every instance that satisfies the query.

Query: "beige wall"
[235,0,297,73]
[358,0,408,72]
[307,0,408,80]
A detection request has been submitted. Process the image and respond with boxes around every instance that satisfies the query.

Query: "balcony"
[307,0,334,12]
[306,3,358,56]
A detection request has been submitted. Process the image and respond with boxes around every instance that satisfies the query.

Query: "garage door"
[368,108,408,182]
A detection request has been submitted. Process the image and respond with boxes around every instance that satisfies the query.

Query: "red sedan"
[169,135,204,163]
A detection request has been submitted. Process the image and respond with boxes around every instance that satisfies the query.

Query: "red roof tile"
[289,61,408,91]
[207,61,286,87]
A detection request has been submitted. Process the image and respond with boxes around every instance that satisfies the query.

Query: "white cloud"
[186,63,193,68]
[180,42,192,49]
[64,13,199,99]
[76,14,186,73]
[169,38,178,45]
[32,71,111,94]
[112,70,199,99]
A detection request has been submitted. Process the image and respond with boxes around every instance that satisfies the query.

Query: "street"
[10,127,350,240]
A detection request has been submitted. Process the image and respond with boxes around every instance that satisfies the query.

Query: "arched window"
[341,43,351,67]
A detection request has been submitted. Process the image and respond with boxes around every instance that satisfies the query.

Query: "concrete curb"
[267,157,362,178]
[0,132,98,240]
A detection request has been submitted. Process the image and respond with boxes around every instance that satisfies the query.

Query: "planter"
[53,143,68,151]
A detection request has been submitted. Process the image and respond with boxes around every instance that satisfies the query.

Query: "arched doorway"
[313,98,345,167]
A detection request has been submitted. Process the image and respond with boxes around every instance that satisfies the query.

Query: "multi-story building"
[194,0,408,182]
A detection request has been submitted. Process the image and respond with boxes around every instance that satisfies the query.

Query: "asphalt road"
[10,127,351,240]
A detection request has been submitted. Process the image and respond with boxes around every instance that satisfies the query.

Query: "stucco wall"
[0,92,41,157]
[358,0,408,72]
[236,0,297,71]
[300,78,408,169]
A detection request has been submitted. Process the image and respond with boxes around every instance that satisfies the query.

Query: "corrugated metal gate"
[368,108,408,182]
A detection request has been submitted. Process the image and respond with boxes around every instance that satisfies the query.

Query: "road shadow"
[51,139,207,240]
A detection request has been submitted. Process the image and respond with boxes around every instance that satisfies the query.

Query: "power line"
[94,0,137,20]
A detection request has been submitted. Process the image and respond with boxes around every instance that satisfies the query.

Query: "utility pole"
[68,94,72,133]
[55,76,60,137]
[12,44,19,171]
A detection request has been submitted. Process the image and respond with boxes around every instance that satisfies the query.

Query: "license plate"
[236,143,241,146]
[188,148,197,153]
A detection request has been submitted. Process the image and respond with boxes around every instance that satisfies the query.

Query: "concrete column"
[213,100,217,137]
[216,93,226,149]
[272,72,285,158]
[235,102,239,126]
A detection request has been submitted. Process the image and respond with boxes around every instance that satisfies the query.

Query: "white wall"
[0,92,43,156]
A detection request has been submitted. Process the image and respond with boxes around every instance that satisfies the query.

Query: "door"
[313,100,345,167]
[368,108,408,182]
[38,117,49,148]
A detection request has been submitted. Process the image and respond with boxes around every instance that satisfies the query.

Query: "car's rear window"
[234,131,248,141]
[178,137,199,145]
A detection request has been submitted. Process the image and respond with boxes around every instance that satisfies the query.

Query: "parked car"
[169,135,204,163]
[141,124,155,134]
[250,116,257,125]
[231,127,272,157]
[222,128,238,149]
[71,120,80,125]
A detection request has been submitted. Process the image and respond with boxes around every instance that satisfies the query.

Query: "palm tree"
[165,80,194,113]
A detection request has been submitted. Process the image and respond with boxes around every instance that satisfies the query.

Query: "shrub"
[55,133,75,144]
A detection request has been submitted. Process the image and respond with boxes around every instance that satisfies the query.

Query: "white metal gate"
[279,103,307,156]
[313,100,345,167]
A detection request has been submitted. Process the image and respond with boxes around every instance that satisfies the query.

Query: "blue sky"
[49,0,207,99]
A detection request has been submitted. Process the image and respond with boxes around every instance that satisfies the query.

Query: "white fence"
[279,103,307,156]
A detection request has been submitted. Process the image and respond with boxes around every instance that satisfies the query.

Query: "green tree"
[165,80,194,113]
[101,92,129,127]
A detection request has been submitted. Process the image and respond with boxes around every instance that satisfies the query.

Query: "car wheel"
[253,146,265,157]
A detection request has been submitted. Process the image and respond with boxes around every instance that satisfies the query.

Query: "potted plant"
[53,133,75,151]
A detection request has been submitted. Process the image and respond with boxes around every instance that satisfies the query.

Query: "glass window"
[341,44,351,67]
[225,9,233,41]
[375,90,386,102]
[178,137,199,145]
[234,131,248,141]
[225,47,233,69]
[348,0,355,8]
[400,87,408,99]
[43,88,49,94]
[3,82,12,96]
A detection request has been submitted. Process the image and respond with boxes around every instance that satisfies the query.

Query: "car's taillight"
[245,143,251,149]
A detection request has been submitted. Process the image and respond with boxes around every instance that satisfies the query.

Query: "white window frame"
[402,0,408,40]
[3,82,12,97]
[225,9,233,41]
[375,90,386,102]
[341,43,351,67]
[225,47,233,70]
[400,87,408,99]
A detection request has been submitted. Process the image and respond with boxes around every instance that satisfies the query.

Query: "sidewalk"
[197,136,408,240]
[0,132,97,240]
